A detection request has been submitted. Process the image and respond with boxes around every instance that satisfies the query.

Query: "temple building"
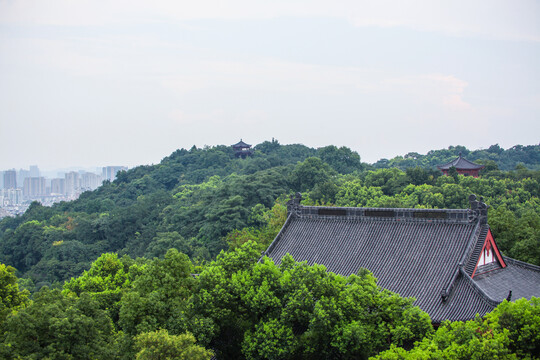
[264,193,540,323]
[437,153,485,177]
[232,140,254,158]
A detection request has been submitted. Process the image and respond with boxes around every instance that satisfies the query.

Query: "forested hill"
[0,140,539,289]
[373,143,540,170]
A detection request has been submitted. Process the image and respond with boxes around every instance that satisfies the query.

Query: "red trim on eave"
[488,229,506,268]
[471,229,507,278]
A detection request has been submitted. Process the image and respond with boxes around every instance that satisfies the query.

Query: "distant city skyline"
[1,165,128,191]
[1,164,128,216]
[1,1,539,169]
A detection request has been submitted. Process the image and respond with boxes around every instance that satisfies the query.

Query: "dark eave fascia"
[260,212,294,262]
[440,220,481,300]
[503,256,540,272]
[460,266,501,308]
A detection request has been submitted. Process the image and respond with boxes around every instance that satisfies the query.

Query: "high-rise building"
[65,171,80,197]
[102,166,127,182]
[81,172,102,191]
[29,165,40,178]
[17,169,30,188]
[23,177,47,198]
[50,178,65,195]
[3,170,17,189]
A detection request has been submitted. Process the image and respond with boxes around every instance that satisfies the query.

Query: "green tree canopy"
[2,288,115,360]
[373,298,540,360]
[134,329,213,360]
[192,242,433,359]
[0,263,29,325]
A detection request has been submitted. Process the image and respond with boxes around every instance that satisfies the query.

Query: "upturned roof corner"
[286,192,302,217]
[468,194,488,225]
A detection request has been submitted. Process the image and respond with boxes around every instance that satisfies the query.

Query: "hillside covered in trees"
[0,140,539,359]
[373,143,540,171]
[1,140,538,288]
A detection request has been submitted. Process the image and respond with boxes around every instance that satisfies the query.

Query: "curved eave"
[232,140,251,148]
[437,156,485,170]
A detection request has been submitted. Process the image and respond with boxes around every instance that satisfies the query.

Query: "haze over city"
[1,0,539,170]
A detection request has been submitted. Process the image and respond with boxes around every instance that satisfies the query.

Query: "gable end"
[471,229,506,278]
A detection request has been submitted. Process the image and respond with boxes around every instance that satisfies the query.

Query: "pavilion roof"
[232,139,251,148]
[437,153,485,170]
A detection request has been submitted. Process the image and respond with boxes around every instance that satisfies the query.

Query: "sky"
[1,0,539,170]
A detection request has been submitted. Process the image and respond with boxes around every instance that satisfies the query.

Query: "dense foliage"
[373,298,540,359]
[1,245,538,359]
[0,244,433,359]
[0,141,539,358]
[373,143,540,171]
[194,243,433,359]
[0,142,538,288]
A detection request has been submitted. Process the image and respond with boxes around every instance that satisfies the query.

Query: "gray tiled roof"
[264,202,540,322]
[231,139,251,148]
[464,225,489,276]
[429,271,498,322]
[474,257,540,302]
[437,154,485,170]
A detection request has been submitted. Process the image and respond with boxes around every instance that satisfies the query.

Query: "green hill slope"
[0,141,538,288]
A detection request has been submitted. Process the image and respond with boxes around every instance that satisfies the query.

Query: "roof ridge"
[437,155,485,170]
[440,267,461,302]
[294,205,473,224]
[464,224,489,276]
[261,213,294,261]
[433,221,484,302]
[232,139,251,147]
[459,266,501,307]
[301,204,464,212]
[503,256,540,272]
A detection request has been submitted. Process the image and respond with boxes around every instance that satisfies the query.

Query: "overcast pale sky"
[1,0,539,170]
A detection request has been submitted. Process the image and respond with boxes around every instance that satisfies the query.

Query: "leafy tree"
[2,288,115,359]
[0,263,29,325]
[289,157,337,192]
[373,298,540,360]
[335,180,385,207]
[317,145,363,174]
[447,166,459,181]
[242,318,297,360]
[226,201,288,251]
[192,242,432,359]
[145,231,192,259]
[135,329,213,360]
[63,253,143,324]
[485,297,540,358]
[364,168,409,196]
[0,220,47,273]
[134,329,213,360]
[119,249,195,337]
[405,166,439,186]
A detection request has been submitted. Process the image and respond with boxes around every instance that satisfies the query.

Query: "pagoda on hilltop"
[437,153,485,178]
[232,139,254,158]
